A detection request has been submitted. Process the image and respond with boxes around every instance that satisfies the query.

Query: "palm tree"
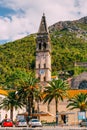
[17,72,39,116]
[0,91,24,120]
[67,93,87,111]
[43,78,69,125]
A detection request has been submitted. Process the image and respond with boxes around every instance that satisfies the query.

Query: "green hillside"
[51,30,87,73]
[0,16,87,84]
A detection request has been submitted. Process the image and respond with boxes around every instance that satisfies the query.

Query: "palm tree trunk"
[31,94,34,113]
[37,99,40,120]
[55,99,58,125]
[37,100,40,113]
[27,96,31,116]
[10,106,13,120]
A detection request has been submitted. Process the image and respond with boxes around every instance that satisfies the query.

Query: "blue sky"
[0,0,87,44]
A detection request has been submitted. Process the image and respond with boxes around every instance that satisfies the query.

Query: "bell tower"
[36,14,51,85]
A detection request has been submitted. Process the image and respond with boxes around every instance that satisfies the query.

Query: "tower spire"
[38,14,48,33]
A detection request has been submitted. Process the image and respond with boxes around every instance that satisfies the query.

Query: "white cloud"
[0,0,87,43]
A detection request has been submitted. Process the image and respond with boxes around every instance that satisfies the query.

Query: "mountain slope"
[49,16,87,74]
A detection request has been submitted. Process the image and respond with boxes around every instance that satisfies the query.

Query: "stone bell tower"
[36,14,51,85]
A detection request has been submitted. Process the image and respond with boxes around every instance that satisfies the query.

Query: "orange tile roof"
[0,89,8,96]
[67,90,87,98]
[51,76,57,78]
[0,88,87,99]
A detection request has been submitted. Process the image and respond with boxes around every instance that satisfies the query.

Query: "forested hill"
[0,16,87,81]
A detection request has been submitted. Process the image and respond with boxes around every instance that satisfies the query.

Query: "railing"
[0,126,87,130]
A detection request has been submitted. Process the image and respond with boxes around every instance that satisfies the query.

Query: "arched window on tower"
[39,43,41,50]
[43,42,46,50]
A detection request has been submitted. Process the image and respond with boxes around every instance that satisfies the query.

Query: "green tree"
[43,78,69,125]
[67,93,87,111]
[0,91,24,120]
[4,68,31,90]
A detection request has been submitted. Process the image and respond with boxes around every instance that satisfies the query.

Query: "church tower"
[36,14,51,85]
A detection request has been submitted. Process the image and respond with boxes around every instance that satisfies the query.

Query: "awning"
[31,111,53,117]
[17,111,54,117]
[58,111,75,115]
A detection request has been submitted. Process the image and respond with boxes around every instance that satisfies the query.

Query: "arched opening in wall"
[78,80,87,89]
[61,114,67,124]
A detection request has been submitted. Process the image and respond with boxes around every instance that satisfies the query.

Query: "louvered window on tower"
[44,63,46,68]
[44,76,46,81]
[38,77,40,81]
[38,64,40,68]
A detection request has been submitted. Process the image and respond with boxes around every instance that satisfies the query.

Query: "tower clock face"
[40,69,45,74]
